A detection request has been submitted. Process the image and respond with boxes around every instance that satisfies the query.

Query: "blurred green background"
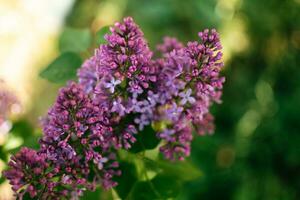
[0,0,299,199]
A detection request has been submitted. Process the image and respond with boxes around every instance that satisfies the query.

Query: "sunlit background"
[0,0,299,199]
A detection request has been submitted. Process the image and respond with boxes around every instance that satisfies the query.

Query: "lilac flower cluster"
[4,83,120,199]
[153,29,225,160]
[4,17,224,198]
[3,147,67,199]
[79,17,157,150]
[40,82,120,190]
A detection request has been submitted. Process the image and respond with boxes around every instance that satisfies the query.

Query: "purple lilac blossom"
[103,77,121,93]
[153,29,224,160]
[93,17,155,99]
[40,82,120,191]
[178,88,196,105]
[77,57,98,93]
[159,119,193,161]
[90,17,158,148]
[2,147,73,200]
[4,17,225,198]
[110,125,137,150]
[111,97,127,117]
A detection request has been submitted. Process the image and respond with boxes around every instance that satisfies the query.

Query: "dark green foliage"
[0,176,5,185]
[129,174,181,200]
[0,146,7,162]
[10,119,34,138]
[82,188,102,199]
[115,161,138,199]
[129,125,160,153]
[145,159,202,182]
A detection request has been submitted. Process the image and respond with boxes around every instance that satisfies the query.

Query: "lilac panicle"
[159,120,193,161]
[98,17,154,85]
[153,28,225,160]
[40,82,120,191]
[4,17,225,199]
[2,147,68,200]
[3,148,48,199]
[82,18,156,152]
[92,17,155,97]
[89,17,157,148]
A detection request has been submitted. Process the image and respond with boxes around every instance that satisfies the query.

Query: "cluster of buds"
[4,17,224,199]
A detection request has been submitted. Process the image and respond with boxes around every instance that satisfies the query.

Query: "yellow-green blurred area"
[0,0,300,199]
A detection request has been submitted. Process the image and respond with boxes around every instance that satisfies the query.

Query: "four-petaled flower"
[159,129,175,141]
[94,157,108,170]
[165,103,184,121]
[179,88,196,105]
[134,114,150,131]
[129,98,144,112]
[104,77,121,93]
[111,98,127,116]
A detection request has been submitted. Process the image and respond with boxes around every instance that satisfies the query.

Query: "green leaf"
[114,161,138,199]
[10,119,34,138]
[129,181,156,200]
[22,193,35,200]
[130,125,160,153]
[95,26,110,45]
[0,175,6,184]
[145,159,202,182]
[39,52,82,83]
[22,134,41,150]
[0,145,7,162]
[82,188,102,200]
[129,174,182,200]
[152,174,182,199]
[59,27,92,53]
